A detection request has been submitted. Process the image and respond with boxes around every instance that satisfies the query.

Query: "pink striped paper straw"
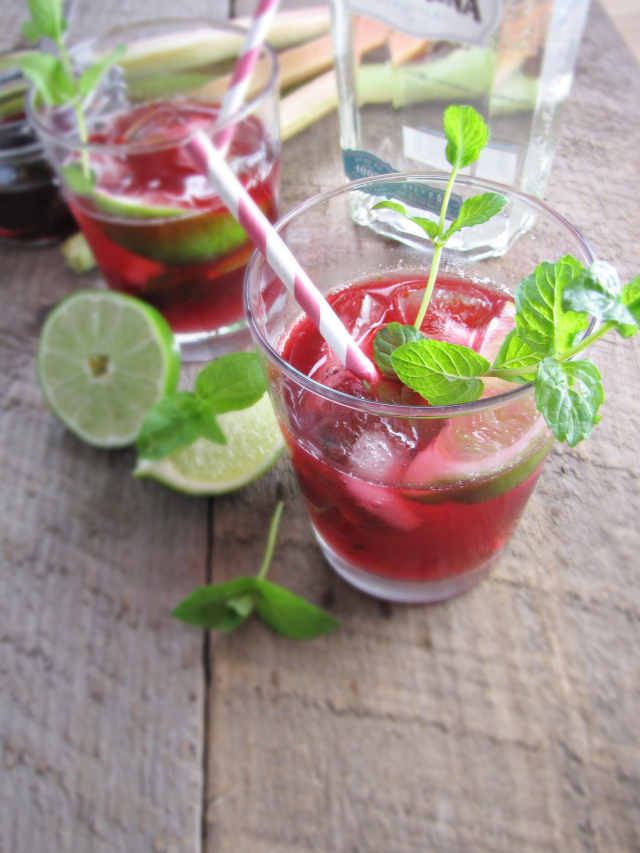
[186,131,379,383]
[214,0,280,155]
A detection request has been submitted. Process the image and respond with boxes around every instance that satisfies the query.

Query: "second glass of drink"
[30,19,281,359]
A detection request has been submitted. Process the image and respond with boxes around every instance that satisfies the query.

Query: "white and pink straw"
[214,0,280,155]
[186,132,379,383]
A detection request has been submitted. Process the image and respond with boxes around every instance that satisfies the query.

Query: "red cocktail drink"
[30,19,280,358]
[246,175,595,602]
[68,102,279,336]
[280,274,552,584]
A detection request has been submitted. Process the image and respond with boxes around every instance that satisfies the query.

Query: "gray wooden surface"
[1,2,639,852]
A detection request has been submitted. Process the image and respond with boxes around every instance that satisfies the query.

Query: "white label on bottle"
[403,126,471,174]
[345,0,503,47]
[403,126,517,185]
[475,144,517,185]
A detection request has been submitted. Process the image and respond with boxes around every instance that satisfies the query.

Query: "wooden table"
[1,2,639,851]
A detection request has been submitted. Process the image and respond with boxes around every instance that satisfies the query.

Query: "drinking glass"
[29,19,280,360]
[245,174,595,602]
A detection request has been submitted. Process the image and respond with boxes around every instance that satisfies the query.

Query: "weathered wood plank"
[204,3,640,852]
[0,1,222,851]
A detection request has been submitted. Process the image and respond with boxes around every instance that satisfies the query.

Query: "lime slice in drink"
[37,290,180,448]
[94,194,255,265]
[134,393,284,495]
[403,393,553,504]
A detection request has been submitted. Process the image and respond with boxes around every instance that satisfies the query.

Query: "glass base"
[176,319,252,362]
[314,529,498,603]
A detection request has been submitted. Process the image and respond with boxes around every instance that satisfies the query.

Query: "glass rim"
[244,172,597,419]
[27,17,279,155]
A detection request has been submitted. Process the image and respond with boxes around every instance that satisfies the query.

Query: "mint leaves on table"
[20,0,124,173]
[173,501,340,640]
[369,104,640,447]
[136,352,266,461]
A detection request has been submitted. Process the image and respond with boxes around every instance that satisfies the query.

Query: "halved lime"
[134,393,284,495]
[37,290,180,448]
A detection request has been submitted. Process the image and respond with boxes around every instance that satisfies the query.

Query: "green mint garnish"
[392,340,490,406]
[20,0,124,178]
[368,104,640,446]
[173,501,340,640]
[562,262,639,336]
[534,358,603,447]
[372,105,506,363]
[514,255,589,355]
[136,352,267,461]
[492,329,540,382]
[372,322,425,379]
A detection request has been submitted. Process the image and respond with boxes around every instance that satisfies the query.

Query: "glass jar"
[0,59,76,246]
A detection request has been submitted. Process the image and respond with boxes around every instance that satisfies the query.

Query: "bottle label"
[344,0,503,47]
[343,149,462,218]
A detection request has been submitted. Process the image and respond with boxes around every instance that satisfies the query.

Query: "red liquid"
[68,102,279,335]
[278,275,552,583]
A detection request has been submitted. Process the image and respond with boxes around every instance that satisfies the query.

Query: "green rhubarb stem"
[413,166,458,330]
[257,500,284,581]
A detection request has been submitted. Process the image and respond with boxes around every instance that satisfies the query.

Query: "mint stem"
[413,165,458,330]
[257,500,284,581]
[556,320,615,362]
[486,320,616,382]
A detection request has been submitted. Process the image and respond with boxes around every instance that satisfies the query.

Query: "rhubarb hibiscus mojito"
[245,174,595,602]
[30,19,280,358]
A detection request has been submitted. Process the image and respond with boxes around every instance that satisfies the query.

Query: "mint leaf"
[561,261,638,336]
[60,163,95,196]
[254,580,340,640]
[195,352,266,414]
[444,192,507,240]
[26,0,66,42]
[372,201,438,242]
[21,52,75,106]
[515,255,589,355]
[392,340,489,405]
[173,577,258,631]
[444,105,490,170]
[78,45,125,97]
[492,329,541,381]
[22,19,41,41]
[534,357,603,446]
[620,275,640,336]
[136,392,225,461]
[373,323,425,378]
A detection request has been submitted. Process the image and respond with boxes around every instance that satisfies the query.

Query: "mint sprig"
[20,0,124,176]
[367,105,639,447]
[373,106,507,336]
[173,501,340,640]
[136,352,267,461]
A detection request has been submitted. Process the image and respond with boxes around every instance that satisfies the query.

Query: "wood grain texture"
[0,2,225,852]
[203,4,640,853]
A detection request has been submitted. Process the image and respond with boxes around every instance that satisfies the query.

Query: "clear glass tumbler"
[245,174,595,603]
[29,19,280,360]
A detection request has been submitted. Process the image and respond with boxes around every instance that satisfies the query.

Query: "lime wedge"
[37,290,180,448]
[134,393,284,495]
[403,393,553,503]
